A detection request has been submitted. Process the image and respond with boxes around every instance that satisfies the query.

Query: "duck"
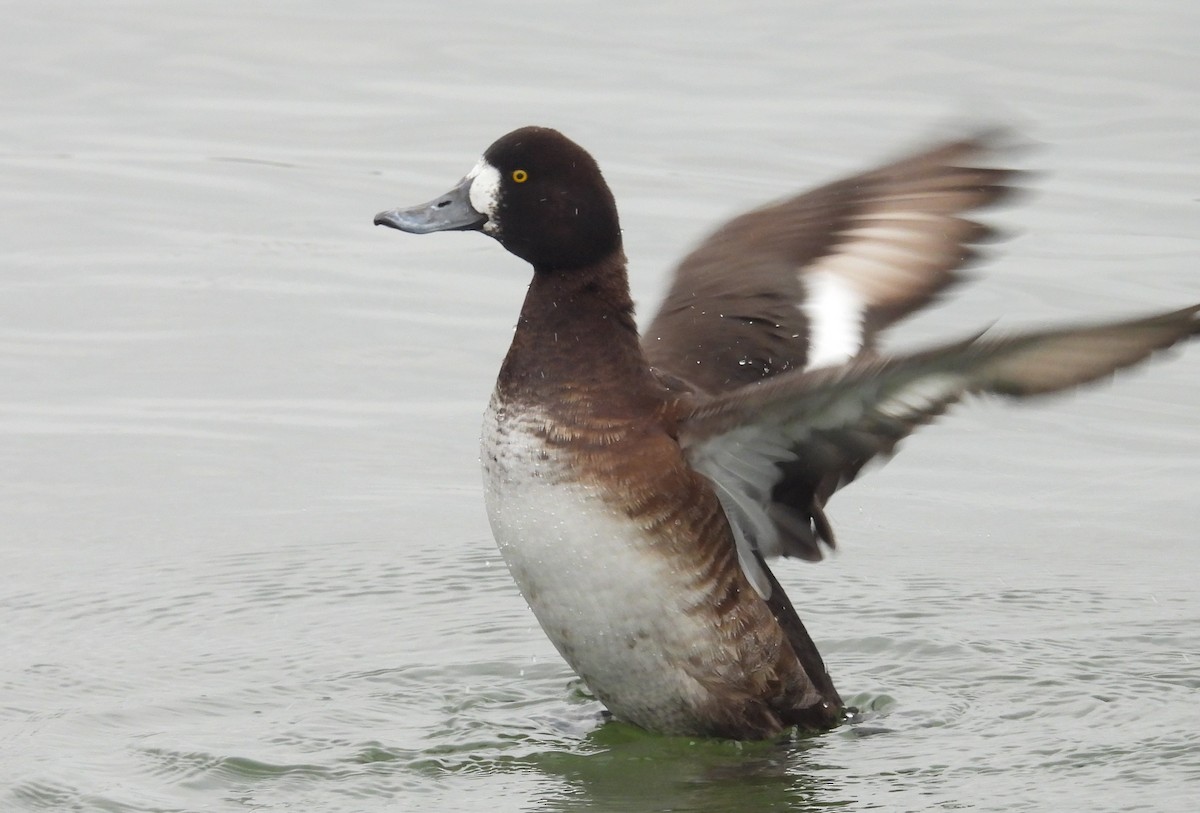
[374,126,1198,740]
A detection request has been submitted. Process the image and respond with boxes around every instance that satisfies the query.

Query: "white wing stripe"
[801,271,865,370]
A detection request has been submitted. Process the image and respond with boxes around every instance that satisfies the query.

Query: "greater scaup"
[375,126,1198,739]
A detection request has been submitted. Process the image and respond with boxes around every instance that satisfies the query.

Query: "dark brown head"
[375,126,622,273]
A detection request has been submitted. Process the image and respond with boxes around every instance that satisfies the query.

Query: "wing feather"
[643,131,1023,393]
[678,306,1199,592]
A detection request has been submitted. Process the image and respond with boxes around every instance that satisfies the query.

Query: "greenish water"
[2,1,1198,811]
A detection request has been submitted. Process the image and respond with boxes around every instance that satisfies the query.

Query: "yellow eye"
[511,169,528,183]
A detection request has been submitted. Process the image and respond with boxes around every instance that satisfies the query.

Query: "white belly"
[480,396,718,732]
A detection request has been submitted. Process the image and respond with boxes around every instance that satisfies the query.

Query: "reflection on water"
[2,1,1198,811]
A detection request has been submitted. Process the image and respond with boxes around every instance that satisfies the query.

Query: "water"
[2,1,1198,810]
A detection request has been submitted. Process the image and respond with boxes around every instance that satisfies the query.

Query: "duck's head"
[375,126,621,272]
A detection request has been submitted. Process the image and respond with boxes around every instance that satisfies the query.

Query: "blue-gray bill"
[373,176,486,234]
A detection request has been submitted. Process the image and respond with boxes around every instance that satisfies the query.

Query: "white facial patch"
[466,158,502,233]
[801,271,865,370]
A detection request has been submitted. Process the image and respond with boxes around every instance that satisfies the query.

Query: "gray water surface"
[2,1,1198,811]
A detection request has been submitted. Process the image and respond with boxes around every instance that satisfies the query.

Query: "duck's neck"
[496,249,657,409]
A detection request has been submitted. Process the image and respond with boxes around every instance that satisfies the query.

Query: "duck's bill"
[373,177,486,234]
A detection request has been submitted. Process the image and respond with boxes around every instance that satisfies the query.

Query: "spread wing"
[676,306,1199,598]
[642,131,1021,394]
